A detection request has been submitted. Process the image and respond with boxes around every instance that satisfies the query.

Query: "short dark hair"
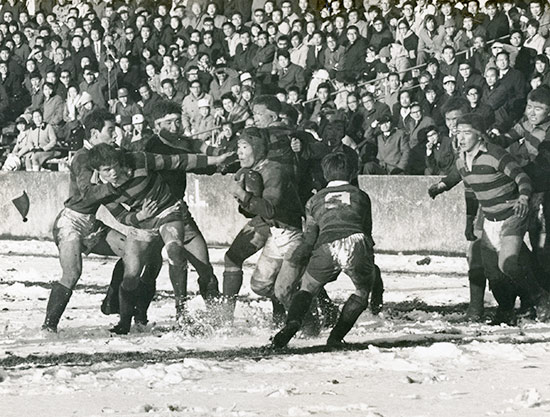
[321,152,352,182]
[150,100,181,122]
[528,86,550,107]
[89,143,125,170]
[82,108,115,139]
[253,94,281,114]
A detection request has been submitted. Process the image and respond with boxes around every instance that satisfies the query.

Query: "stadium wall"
[0,173,467,254]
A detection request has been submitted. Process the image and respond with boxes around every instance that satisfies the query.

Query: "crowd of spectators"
[0,0,547,174]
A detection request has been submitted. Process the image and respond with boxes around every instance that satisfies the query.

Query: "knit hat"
[238,127,268,162]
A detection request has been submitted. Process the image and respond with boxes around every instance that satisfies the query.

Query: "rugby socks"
[134,278,156,326]
[271,296,286,327]
[466,268,486,321]
[370,265,384,315]
[101,259,124,315]
[272,291,313,348]
[327,294,368,346]
[42,282,73,332]
[219,271,243,324]
[111,287,137,335]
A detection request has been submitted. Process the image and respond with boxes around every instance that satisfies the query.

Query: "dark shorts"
[307,233,375,290]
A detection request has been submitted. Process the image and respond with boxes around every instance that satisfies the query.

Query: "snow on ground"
[1,241,550,417]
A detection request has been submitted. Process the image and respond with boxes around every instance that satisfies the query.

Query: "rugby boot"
[317,288,340,328]
[133,278,156,326]
[101,259,124,315]
[272,291,313,348]
[370,265,384,315]
[220,271,243,325]
[198,274,221,302]
[534,291,550,322]
[110,287,137,335]
[42,282,73,332]
[465,268,485,322]
[489,279,517,326]
[326,294,368,347]
[271,296,286,327]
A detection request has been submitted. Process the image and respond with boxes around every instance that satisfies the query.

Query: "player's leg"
[499,235,550,322]
[43,209,92,332]
[222,220,269,323]
[43,239,82,332]
[180,217,220,302]
[134,239,163,326]
[272,244,339,348]
[369,264,384,315]
[480,236,516,325]
[466,238,486,321]
[111,237,152,334]
[327,235,375,347]
[158,220,197,323]
[91,229,126,315]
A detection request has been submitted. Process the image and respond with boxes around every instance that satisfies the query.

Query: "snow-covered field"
[1,241,550,417]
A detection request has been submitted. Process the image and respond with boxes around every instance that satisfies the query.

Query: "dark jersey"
[303,183,373,248]
[100,152,208,227]
[239,159,304,230]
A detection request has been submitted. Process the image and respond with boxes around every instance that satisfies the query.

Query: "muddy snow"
[1,241,550,417]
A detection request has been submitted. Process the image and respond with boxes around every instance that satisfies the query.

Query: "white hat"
[77,92,93,107]
[132,114,144,124]
[443,75,456,84]
[198,98,210,108]
[313,69,330,80]
[239,72,252,83]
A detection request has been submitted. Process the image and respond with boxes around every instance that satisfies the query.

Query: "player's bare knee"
[353,289,370,304]
[165,241,185,266]
[251,279,273,297]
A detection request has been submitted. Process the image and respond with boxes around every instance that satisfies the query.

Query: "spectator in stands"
[465,86,495,130]
[160,78,184,105]
[424,124,455,176]
[276,49,306,92]
[404,102,436,148]
[456,60,485,96]
[42,81,64,133]
[482,0,510,41]
[2,116,31,171]
[524,19,546,55]
[79,65,106,109]
[23,108,57,171]
[417,14,444,65]
[112,87,140,125]
[528,0,550,38]
[220,92,250,129]
[362,114,410,175]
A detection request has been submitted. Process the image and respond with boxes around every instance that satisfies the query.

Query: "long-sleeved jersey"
[99,152,208,227]
[239,159,303,230]
[302,182,373,249]
[442,142,532,221]
[65,146,123,215]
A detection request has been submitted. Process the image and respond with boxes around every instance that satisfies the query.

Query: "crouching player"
[88,143,232,334]
[272,152,375,348]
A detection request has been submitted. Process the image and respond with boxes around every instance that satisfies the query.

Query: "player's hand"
[228,175,247,201]
[215,152,235,164]
[290,137,302,153]
[465,215,477,241]
[428,182,446,199]
[390,167,404,175]
[514,195,529,218]
[136,198,158,221]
